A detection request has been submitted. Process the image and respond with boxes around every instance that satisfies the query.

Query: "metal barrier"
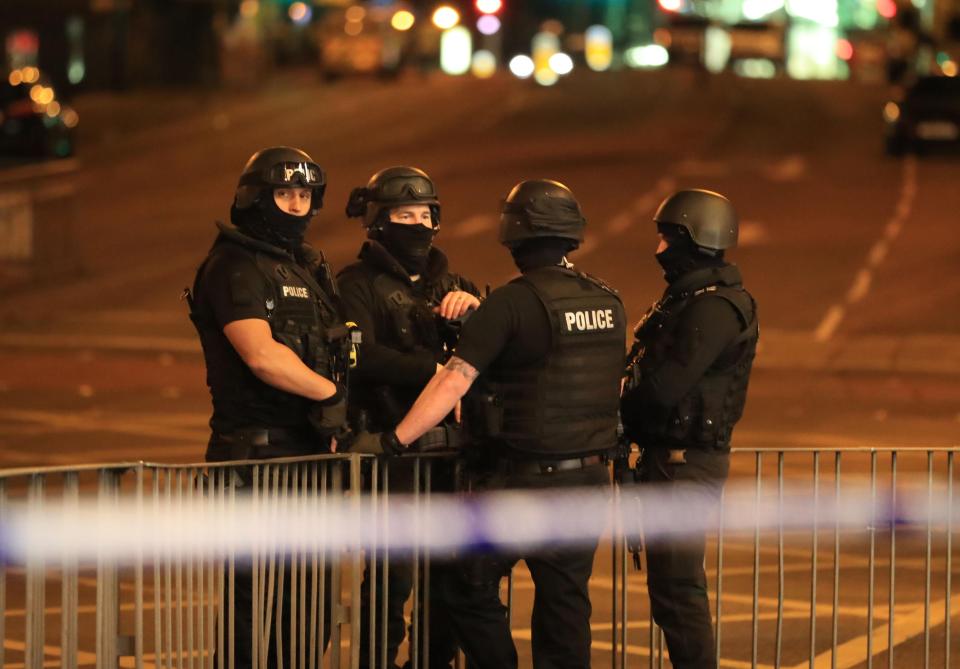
[0,446,957,668]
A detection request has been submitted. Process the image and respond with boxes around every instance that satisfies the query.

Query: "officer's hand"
[307,385,348,437]
[435,291,480,320]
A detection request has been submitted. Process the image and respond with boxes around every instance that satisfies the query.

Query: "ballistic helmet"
[345,166,440,234]
[653,189,738,253]
[234,146,326,214]
[499,179,586,249]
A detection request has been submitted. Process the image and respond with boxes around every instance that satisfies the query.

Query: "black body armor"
[623,265,758,449]
[477,266,627,458]
[189,224,348,435]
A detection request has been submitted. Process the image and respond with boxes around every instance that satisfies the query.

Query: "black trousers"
[443,463,609,669]
[359,458,459,669]
[224,558,333,669]
[640,446,729,669]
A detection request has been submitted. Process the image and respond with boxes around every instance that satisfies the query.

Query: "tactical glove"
[307,385,348,438]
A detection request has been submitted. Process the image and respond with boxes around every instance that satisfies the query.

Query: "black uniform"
[449,264,626,669]
[621,263,757,669]
[338,240,479,669]
[190,222,346,667]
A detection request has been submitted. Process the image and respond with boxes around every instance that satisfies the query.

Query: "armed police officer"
[338,166,479,669]
[188,146,349,667]
[620,189,758,669]
[361,179,626,669]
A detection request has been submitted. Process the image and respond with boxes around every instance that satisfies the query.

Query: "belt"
[211,427,316,459]
[504,455,604,476]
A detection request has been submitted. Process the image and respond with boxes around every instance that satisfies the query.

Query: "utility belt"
[500,454,604,476]
[415,423,463,452]
[208,427,320,461]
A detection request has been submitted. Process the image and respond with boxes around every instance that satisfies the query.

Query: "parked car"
[884,75,960,155]
[0,67,77,160]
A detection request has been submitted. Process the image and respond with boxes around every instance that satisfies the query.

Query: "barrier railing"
[0,446,957,669]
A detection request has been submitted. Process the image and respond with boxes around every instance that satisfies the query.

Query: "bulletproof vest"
[482,266,627,458]
[189,226,347,427]
[628,270,758,449]
[369,270,461,356]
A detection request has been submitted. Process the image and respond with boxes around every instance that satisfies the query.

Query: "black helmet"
[653,189,738,253]
[235,146,326,214]
[499,179,586,248]
[345,166,440,233]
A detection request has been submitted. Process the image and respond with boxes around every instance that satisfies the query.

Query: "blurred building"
[1,0,221,92]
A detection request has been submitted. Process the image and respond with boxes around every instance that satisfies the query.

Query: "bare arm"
[394,356,478,445]
[223,318,338,401]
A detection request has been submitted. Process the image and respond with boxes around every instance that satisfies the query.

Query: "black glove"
[307,385,348,438]
[348,430,405,456]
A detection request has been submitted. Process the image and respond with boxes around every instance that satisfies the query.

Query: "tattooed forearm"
[445,356,479,381]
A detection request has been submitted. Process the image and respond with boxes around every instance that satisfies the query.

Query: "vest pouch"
[464,391,503,439]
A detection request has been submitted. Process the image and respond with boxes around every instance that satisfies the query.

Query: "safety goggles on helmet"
[370,175,437,202]
[262,161,326,188]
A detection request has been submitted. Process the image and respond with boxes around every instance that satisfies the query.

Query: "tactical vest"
[190,226,347,427]
[369,270,461,355]
[481,266,627,458]
[627,276,758,449]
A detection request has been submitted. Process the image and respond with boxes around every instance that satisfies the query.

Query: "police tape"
[0,481,949,564]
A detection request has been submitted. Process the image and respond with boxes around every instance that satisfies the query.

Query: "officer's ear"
[345,188,368,219]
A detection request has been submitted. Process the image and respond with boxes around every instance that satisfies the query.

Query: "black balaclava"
[656,231,724,283]
[230,192,311,253]
[379,222,437,276]
[509,237,577,273]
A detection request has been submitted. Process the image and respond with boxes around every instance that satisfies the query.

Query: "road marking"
[764,155,808,183]
[448,214,497,239]
[813,155,916,342]
[789,594,960,669]
[0,332,200,354]
[0,409,207,443]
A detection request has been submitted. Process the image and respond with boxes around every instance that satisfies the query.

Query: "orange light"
[836,39,853,61]
[239,0,259,19]
[46,100,61,117]
[944,61,958,77]
[653,28,672,47]
[344,20,363,35]
[22,67,40,84]
[8,70,23,86]
[29,84,43,102]
[62,107,79,128]
[345,5,366,22]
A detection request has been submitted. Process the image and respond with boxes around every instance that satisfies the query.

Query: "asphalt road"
[0,68,958,668]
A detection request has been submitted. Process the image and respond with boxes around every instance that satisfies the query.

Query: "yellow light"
[883,102,900,123]
[8,70,23,86]
[29,84,43,102]
[471,49,497,78]
[22,67,40,84]
[476,0,502,12]
[943,61,958,77]
[46,101,61,117]
[239,0,259,19]
[432,5,460,30]
[39,87,55,105]
[345,5,366,22]
[391,10,415,31]
[62,107,79,129]
[344,20,363,36]
[288,2,308,22]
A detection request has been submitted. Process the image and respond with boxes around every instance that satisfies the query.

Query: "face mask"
[232,197,311,252]
[655,243,700,283]
[380,222,436,275]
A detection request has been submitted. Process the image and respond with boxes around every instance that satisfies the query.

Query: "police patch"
[563,308,616,332]
[282,285,310,299]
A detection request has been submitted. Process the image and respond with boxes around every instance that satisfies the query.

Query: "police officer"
[188,146,348,667]
[620,189,758,669]
[360,179,626,669]
[338,166,480,669]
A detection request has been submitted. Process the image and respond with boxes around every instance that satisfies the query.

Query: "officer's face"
[273,188,312,216]
[656,233,669,254]
[389,205,434,229]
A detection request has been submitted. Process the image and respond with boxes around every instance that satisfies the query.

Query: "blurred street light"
[432,6,461,30]
[475,0,503,13]
[549,52,574,76]
[440,25,472,74]
[477,15,501,35]
[508,54,535,79]
[585,25,613,72]
[391,10,416,31]
[472,50,497,78]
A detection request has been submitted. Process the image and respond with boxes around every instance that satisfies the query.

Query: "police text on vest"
[282,286,310,299]
[564,309,616,332]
